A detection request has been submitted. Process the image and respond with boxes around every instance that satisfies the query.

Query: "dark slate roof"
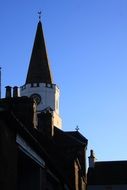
[87,161,127,185]
[53,128,88,179]
[65,131,88,146]
[34,129,74,184]
[0,97,88,189]
[54,127,86,148]
[25,21,52,84]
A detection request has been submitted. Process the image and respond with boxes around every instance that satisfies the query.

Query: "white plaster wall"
[20,83,60,113]
[20,83,62,129]
[55,86,60,114]
[88,185,127,190]
[53,111,62,129]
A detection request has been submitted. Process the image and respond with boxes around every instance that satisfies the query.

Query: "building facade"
[0,19,88,190]
[20,20,62,129]
[87,150,127,190]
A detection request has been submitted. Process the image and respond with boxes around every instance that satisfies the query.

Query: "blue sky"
[0,0,127,163]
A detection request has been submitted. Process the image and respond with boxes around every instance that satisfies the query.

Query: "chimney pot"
[13,86,20,97]
[88,149,96,168]
[5,86,12,98]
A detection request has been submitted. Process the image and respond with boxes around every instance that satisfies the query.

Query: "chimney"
[38,108,53,137]
[5,86,12,98]
[13,86,20,97]
[88,149,96,168]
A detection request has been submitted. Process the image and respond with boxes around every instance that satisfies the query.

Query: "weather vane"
[75,125,79,131]
[38,11,42,21]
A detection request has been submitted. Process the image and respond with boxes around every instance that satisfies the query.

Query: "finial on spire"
[75,125,79,131]
[38,11,42,21]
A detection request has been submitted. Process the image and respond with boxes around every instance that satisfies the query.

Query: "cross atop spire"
[75,125,79,131]
[38,11,42,21]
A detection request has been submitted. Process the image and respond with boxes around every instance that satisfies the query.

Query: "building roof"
[0,97,36,128]
[65,131,88,146]
[87,161,127,185]
[0,108,66,186]
[54,127,87,148]
[0,96,87,189]
[25,21,52,84]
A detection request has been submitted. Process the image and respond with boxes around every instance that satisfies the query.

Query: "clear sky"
[0,0,127,163]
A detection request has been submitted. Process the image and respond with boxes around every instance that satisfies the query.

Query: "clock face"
[30,93,41,105]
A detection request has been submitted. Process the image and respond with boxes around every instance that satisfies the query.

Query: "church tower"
[20,19,62,129]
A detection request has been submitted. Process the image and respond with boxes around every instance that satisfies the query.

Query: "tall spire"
[25,20,53,84]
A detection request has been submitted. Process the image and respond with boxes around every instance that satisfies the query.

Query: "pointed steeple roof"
[25,21,53,84]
